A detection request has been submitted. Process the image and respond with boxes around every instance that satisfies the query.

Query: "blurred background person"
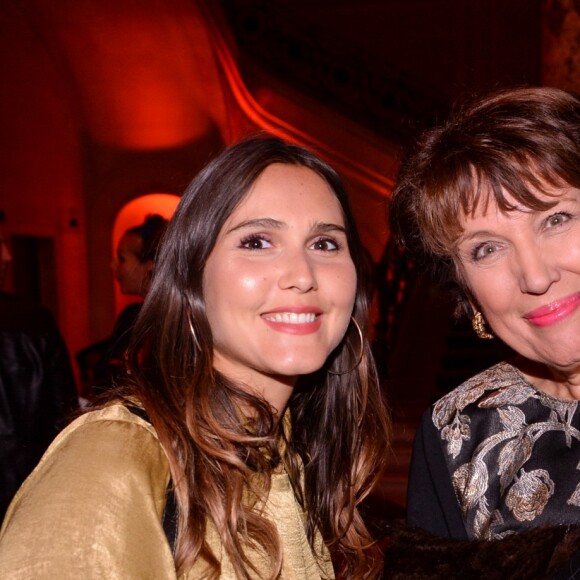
[0,291,78,520]
[76,214,167,399]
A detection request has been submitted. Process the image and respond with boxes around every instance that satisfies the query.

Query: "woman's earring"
[328,317,365,376]
[187,313,202,351]
[472,311,494,340]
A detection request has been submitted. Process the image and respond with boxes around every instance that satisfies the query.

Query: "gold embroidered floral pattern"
[452,460,488,512]
[505,469,554,521]
[432,362,580,539]
[441,415,471,459]
[568,483,580,507]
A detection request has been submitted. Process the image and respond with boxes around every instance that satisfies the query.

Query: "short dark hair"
[390,86,580,296]
[126,213,168,263]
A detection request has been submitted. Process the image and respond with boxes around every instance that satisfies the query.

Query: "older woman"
[0,137,390,579]
[390,86,580,541]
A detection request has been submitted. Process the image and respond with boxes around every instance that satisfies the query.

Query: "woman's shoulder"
[5,403,170,518]
[37,403,162,460]
[430,361,534,429]
[56,402,164,467]
[0,403,175,578]
[65,402,158,436]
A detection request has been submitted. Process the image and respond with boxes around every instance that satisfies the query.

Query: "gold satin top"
[0,404,334,579]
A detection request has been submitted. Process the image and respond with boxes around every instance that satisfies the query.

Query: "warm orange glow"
[49,2,221,150]
[112,193,180,315]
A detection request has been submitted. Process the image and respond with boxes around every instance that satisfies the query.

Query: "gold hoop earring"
[328,317,364,376]
[472,311,494,340]
[187,312,202,351]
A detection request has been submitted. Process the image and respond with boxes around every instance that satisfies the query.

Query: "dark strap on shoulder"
[125,404,150,423]
[162,485,178,555]
[125,405,178,555]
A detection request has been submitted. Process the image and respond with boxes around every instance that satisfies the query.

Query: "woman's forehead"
[457,177,569,220]
[224,164,343,225]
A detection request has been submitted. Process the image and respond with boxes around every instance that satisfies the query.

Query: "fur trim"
[380,521,580,579]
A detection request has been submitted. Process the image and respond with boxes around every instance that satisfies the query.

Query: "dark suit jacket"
[0,292,78,519]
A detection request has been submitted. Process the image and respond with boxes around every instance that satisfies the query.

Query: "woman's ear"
[144,259,155,275]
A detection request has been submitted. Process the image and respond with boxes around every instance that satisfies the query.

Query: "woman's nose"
[277,249,318,293]
[516,246,560,295]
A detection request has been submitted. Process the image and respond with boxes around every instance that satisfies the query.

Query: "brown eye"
[240,235,272,250]
[311,237,340,251]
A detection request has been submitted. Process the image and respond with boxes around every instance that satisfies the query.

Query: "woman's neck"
[212,356,297,415]
[514,355,580,401]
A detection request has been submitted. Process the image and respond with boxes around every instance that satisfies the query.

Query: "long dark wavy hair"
[125,136,391,578]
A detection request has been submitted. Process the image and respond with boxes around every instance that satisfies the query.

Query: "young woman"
[0,137,390,579]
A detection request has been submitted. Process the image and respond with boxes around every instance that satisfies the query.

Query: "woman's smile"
[261,307,323,334]
[524,292,580,327]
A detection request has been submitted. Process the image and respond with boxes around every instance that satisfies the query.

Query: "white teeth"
[264,312,317,324]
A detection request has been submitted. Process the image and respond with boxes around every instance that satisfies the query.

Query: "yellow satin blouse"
[0,404,334,579]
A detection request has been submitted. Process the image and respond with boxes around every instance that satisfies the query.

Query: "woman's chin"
[268,359,328,380]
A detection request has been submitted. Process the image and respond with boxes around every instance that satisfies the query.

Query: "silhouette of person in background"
[0,291,78,520]
[76,214,168,399]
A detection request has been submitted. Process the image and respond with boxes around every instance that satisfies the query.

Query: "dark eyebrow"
[225,219,347,236]
[313,222,347,235]
[459,230,497,243]
[225,218,285,235]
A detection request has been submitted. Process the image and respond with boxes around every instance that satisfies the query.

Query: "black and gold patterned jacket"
[408,361,580,541]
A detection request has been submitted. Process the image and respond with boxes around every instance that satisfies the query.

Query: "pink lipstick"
[524,292,580,327]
